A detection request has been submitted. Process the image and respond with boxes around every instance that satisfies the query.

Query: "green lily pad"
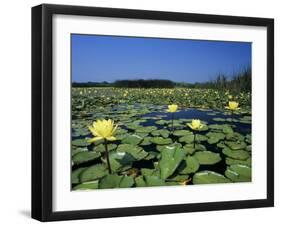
[173,130,193,137]
[73,180,99,190]
[225,164,251,182]
[150,137,173,145]
[135,175,166,187]
[115,134,127,141]
[225,141,247,150]
[151,129,170,138]
[222,125,234,134]
[213,117,226,122]
[121,134,143,145]
[207,137,220,144]
[135,126,157,133]
[206,132,225,144]
[182,143,206,155]
[116,144,149,160]
[209,124,224,131]
[105,151,135,173]
[179,134,194,143]
[222,147,250,160]
[226,132,244,141]
[99,174,134,189]
[72,151,101,165]
[195,134,208,142]
[159,147,185,179]
[80,164,108,183]
[155,120,169,125]
[169,174,190,182]
[246,145,251,152]
[193,171,231,184]
[72,139,90,147]
[125,123,141,130]
[216,141,227,149]
[73,128,91,137]
[197,124,209,132]
[72,147,88,156]
[115,128,128,134]
[139,137,152,146]
[179,156,200,174]
[141,168,160,177]
[225,157,252,166]
[156,143,182,152]
[144,151,159,160]
[72,167,86,184]
[194,151,221,165]
[94,144,117,153]
[245,134,252,144]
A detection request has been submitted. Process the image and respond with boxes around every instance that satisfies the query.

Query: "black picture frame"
[32,3,274,222]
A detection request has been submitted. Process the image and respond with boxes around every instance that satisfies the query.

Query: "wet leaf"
[151,129,170,138]
[173,130,193,137]
[94,144,117,153]
[136,175,166,187]
[156,143,182,152]
[116,144,149,160]
[179,156,200,174]
[222,147,250,160]
[72,167,86,184]
[225,164,251,182]
[72,151,101,165]
[193,171,231,184]
[73,181,99,190]
[121,134,143,145]
[179,134,194,143]
[194,151,221,165]
[72,139,90,147]
[150,137,173,145]
[99,174,134,189]
[80,164,107,183]
[225,141,247,150]
[225,157,251,166]
[159,147,185,179]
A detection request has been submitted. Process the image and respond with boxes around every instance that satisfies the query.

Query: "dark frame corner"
[32,4,274,222]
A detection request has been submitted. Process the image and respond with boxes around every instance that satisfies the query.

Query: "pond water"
[142,108,251,134]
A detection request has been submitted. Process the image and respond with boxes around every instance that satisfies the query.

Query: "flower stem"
[171,113,174,134]
[104,140,112,174]
[193,132,196,149]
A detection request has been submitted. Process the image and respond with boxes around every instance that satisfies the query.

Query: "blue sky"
[71,34,251,83]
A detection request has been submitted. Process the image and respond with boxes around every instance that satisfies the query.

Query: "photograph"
[71,34,252,190]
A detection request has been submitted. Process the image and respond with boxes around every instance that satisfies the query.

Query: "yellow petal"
[88,137,103,143]
[112,124,118,134]
[187,123,193,130]
[106,136,116,141]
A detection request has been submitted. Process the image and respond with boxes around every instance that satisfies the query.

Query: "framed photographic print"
[32,4,274,221]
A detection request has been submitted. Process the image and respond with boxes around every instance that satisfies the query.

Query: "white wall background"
[0,0,279,225]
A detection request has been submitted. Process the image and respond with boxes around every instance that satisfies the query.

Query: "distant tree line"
[114,79,174,88]
[72,67,251,92]
[72,81,112,87]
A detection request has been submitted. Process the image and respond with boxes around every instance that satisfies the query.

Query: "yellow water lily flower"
[167,104,178,113]
[226,101,240,110]
[88,119,118,142]
[187,119,204,130]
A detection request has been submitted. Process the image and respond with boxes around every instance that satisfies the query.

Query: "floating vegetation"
[71,87,252,190]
